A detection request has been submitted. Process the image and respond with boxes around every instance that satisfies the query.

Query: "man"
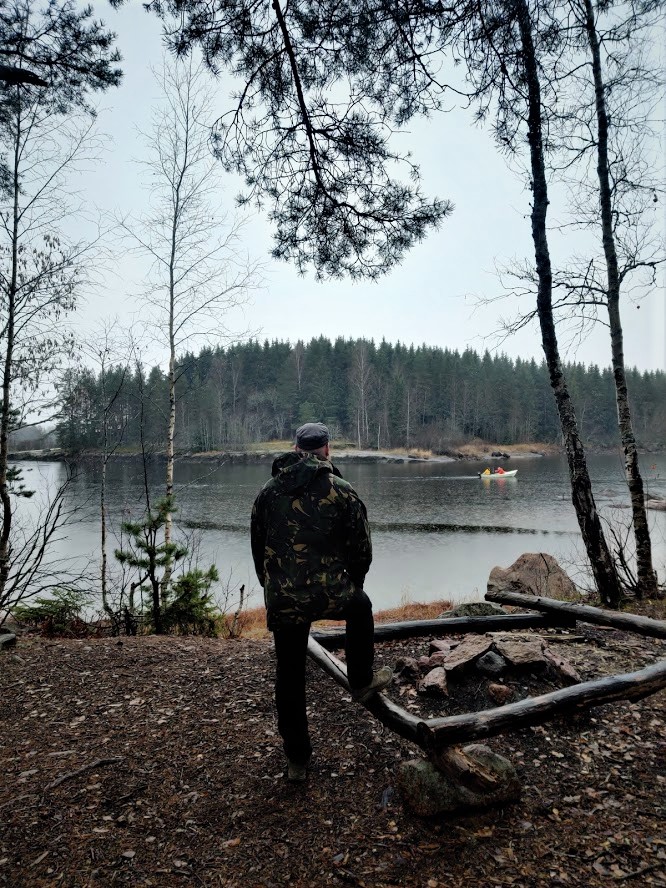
[250,422,392,783]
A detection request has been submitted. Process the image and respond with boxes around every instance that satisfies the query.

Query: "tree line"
[56,338,666,454]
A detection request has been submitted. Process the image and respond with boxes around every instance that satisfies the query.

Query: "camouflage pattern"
[251,452,372,631]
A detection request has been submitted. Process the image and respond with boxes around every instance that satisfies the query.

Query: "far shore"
[9,442,557,466]
[8,439,663,466]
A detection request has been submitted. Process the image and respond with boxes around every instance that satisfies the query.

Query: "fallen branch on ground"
[44,756,124,790]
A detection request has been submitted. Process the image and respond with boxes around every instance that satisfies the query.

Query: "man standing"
[251,422,392,782]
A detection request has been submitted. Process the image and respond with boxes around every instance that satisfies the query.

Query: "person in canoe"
[481,468,491,476]
[494,466,506,474]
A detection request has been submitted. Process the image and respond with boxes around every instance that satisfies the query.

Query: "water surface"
[13,452,666,611]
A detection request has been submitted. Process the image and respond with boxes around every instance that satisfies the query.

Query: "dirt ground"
[1,623,665,888]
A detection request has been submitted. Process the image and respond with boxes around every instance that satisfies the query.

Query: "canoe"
[478,469,518,478]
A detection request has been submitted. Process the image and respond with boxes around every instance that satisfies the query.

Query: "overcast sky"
[77,2,665,373]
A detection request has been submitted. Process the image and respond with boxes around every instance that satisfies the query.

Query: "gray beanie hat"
[295,422,329,451]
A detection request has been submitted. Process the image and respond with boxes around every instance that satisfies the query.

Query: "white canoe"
[478,469,518,478]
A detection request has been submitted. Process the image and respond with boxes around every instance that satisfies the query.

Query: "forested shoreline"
[55,338,666,455]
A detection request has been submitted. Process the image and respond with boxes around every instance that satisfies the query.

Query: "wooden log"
[311,613,574,649]
[307,635,505,789]
[306,635,425,743]
[485,590,666,639]
[417,659,666,749]
[430,746,502,793]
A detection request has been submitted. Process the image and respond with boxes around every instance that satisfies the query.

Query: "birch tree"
[122,58,259,600]
[451,0,624,604]
[466,0,662,596]
[564,0,662,596]
[0,0,120,613]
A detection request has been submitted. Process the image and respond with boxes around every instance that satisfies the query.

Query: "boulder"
[397,745,521,816]
[419,667,449,696]
[476,650,506,677]
[439,602,507,619]
[487,552,578,600]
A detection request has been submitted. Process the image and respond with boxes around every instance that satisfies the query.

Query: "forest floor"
[1,611,665,888]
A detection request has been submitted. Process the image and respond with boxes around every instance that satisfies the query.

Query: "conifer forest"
[57,338,666,454]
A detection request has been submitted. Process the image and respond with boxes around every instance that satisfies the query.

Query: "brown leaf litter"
[0,624,664,887]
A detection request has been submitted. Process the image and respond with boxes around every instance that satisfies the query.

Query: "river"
[11,452,666,613]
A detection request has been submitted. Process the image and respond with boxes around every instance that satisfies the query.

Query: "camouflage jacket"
[250,452,372,630]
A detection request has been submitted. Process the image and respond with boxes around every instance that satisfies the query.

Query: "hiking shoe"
[286,759,309,783]
[351,666,394,704]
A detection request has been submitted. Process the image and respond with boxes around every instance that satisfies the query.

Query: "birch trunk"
[0,106,21,603]
[161,340,176,605]
[582,0,657,598]
[514,0,622,606]
[100,448,109,615]
[161,107,185,605]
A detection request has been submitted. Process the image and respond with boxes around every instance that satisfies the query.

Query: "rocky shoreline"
[8,441,663,466]
[10,445,553,466]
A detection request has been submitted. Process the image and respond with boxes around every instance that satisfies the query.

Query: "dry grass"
[369,599,452,623]
[196,440,562,459]
[401,447,433,459]
[248,439,292,451]
[247,441,435,459]
[235,599,453,639]
[456,439,560,457]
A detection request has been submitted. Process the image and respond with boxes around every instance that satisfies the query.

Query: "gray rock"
[487,552,578,600]
[439,602,507,619]
[543,648,581,685]
[492,635,546,668]
[394,656,421,683]
[476,650,506,677]
[429,639,453,654]
[441,635,493,675]
[419,667,449,696]
[397,745,521,816]
[0,632,17,651]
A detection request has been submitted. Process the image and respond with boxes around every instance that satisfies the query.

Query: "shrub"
[156,567,221,636]
[12,589,92,636]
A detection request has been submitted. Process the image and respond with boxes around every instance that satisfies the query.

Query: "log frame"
[307,635,666,753]
[485,590,666,639]
[311,612,575,649]
[417,659,666,748]
[306,595,666,763]
[306,635,423,743]
[307,635,506,788]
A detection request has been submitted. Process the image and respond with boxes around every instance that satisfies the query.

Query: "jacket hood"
[269,451,333,494]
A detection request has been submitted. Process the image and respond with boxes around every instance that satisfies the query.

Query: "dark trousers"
[272,590,375,765]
